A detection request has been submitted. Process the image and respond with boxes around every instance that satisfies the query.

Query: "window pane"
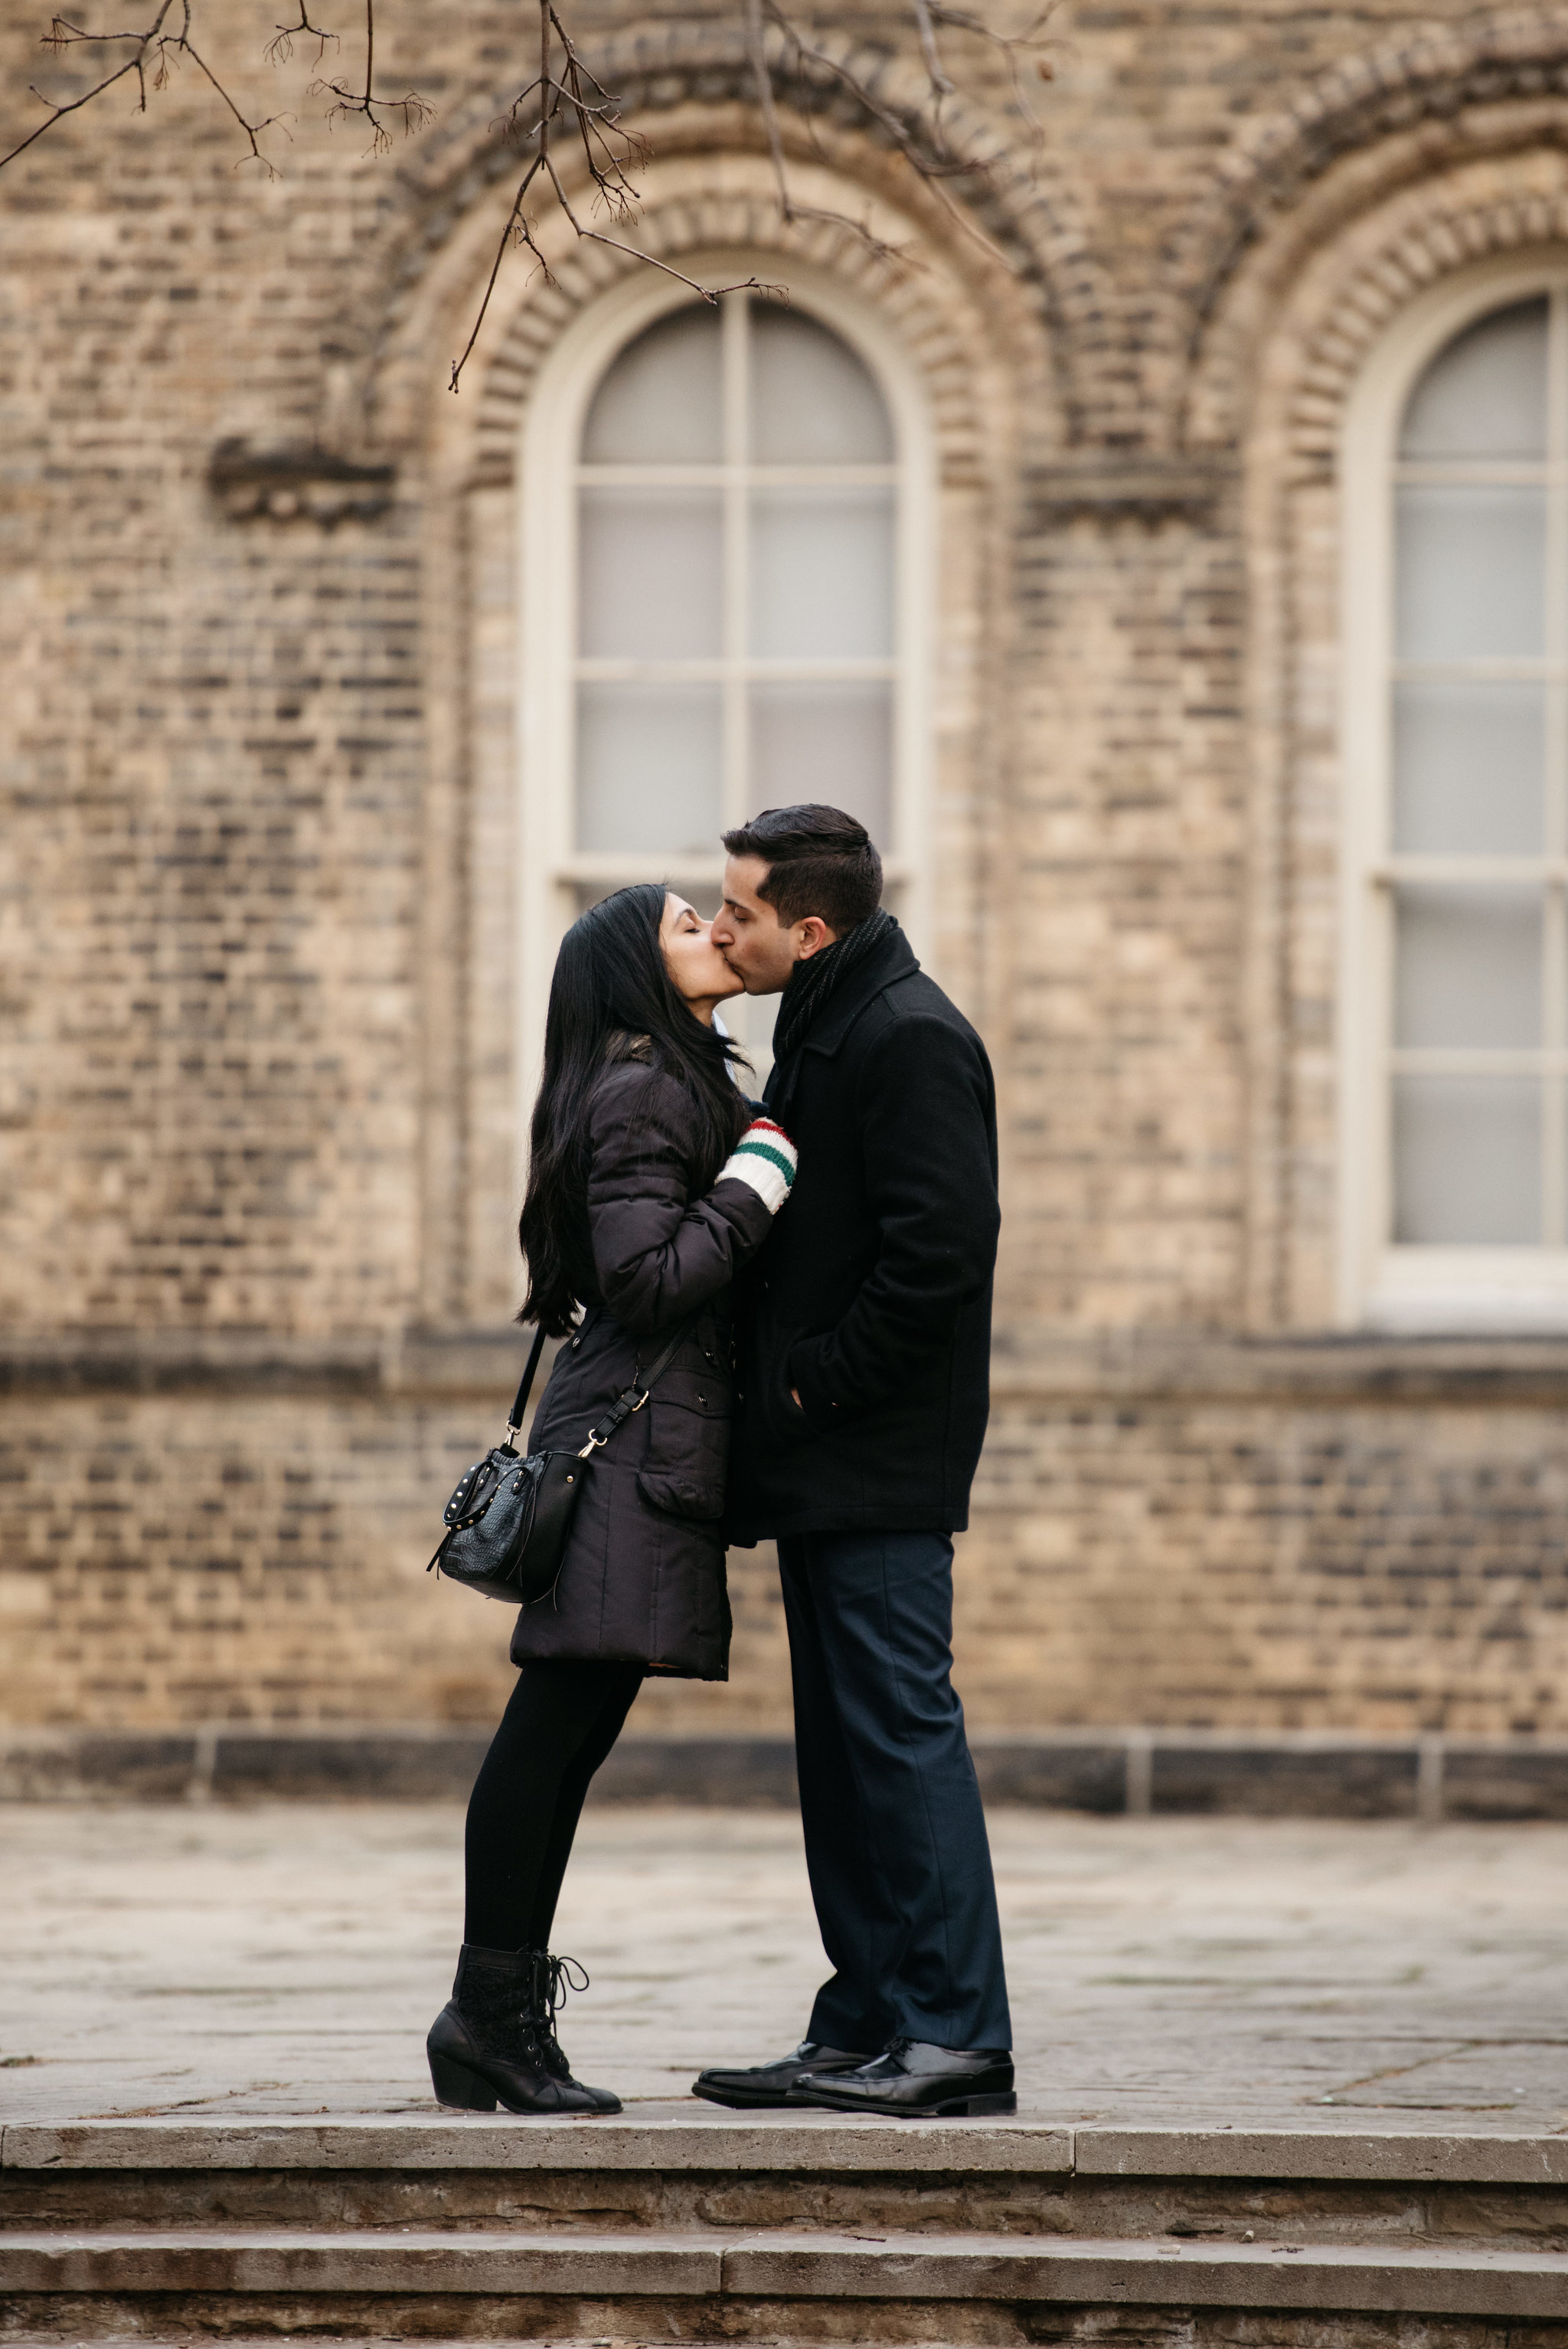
[578,488,722,658]
[1395,486,1545,660]
[750,308,893,464]
[750,681,892,839]
[749,488,894,658]
[581,306,722,463]
[1393,885,1541,1049]
[1392,681,1545,854]
[575,683,722,853]
[1399,299,1548,462]
[1393,1074,1540,1244]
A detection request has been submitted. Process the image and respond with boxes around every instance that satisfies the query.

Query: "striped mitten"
[717,1117,799,1215]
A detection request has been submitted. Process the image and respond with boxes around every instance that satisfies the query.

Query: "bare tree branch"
[309,0,430,152]
[264,5,338,71]
[3,0,287,172]
[0,0,1057,384]
[448,0,780,394]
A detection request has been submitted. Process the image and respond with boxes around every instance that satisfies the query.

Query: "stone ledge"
[11,1327,1568,1405]
[1073,2130,1568,2184]
[6,1726,1568,1818]
[2,2227,1564,2317]
[207,440,397,528]
[0,2230,720,2296]
[722,2230,1568,2315]
[986,1330,1568,1405]
[0,2116,1074,2174]
[6,2119,1563,2184]
[1024,453,1238,523]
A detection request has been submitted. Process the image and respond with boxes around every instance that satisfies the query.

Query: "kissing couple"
[426,802,1013,2120]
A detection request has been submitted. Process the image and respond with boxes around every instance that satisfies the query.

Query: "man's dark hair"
[721,804,884,934]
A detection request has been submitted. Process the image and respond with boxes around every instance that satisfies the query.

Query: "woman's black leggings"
[464,1659,644,1952]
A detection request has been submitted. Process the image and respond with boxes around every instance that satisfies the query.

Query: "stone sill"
[8,1326,1568,1405]
[3,1724,1567,1820]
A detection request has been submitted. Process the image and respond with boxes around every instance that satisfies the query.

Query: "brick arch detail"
[1173,5,1568,338]
[1187,122,1568,451]
[1280,165,1568,466]
[466,198,991,488]
[384,15,1105,387]
[381,142,1049,486]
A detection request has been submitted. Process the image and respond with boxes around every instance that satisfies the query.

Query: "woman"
[426,884,796,2116]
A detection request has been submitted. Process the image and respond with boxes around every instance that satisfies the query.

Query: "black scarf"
[770,907,900,1070]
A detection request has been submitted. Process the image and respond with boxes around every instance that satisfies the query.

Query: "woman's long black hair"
[518,883,749,1335]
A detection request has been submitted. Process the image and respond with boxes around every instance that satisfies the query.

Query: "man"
[694,804,1012,2119]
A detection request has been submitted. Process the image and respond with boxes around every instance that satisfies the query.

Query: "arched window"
[520,279,926,1069]
[1343,271,1568,1328]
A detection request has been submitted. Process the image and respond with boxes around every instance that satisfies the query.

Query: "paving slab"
[6,1804,1568,2138]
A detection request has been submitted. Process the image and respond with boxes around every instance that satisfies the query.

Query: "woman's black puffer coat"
[512,1047,776,1681]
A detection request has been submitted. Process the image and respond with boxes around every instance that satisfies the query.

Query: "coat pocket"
[637,1380,730,1522]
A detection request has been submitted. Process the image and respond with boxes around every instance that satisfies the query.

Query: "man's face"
[712,855,835,995]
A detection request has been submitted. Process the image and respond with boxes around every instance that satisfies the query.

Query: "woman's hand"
[716,1118,798,1216]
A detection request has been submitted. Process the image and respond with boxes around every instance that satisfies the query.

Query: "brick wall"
[5,0,1568,1735]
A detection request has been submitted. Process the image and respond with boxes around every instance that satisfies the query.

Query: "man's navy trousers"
[776,1527,1011,2053]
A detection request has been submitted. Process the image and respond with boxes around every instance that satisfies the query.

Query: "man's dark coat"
[727,926,1000,1542]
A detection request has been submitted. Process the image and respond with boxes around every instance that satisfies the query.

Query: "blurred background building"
[6,0,1568,1760]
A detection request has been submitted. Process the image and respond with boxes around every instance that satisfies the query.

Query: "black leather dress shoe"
[692,2040,877,2109]
[790,2037,1015,2117]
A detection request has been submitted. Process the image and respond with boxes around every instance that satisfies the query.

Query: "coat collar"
[792,923,920,1061]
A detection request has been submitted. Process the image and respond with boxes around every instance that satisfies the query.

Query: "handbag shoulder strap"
[505,1322,550,1444]
[576,1311,701,1459]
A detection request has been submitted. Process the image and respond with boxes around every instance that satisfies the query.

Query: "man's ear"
[794,916,836,962]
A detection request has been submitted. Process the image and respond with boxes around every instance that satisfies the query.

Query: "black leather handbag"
[427,1315,697,1606]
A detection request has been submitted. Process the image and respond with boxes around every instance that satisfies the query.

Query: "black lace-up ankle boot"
[527,1950,619,2110]
[426,1944,621,2115]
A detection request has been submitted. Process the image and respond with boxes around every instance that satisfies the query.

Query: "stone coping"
[8,1723,1568,1817]
[7,2117,1568,2183]
[13,1325,1568,1406]
[1,2226,1565,2316]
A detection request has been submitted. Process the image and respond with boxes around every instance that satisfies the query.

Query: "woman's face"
[662,893,746,1021]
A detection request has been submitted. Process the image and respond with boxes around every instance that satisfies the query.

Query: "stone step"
[6,2117,1568,2246]
[2,2223,1566,2327]
[8,2123,1568,2226]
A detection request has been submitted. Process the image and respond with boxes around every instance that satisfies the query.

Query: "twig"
[449,0,778,394]
[743,0,912,270]
[264,3,338,70]
[0,0,1057,382]
[3,0,286,172]
[309,0,431,155]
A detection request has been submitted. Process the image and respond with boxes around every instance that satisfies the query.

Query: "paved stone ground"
[3,1804,1567,2137]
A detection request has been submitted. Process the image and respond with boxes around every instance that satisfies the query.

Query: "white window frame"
[517,253,935,1106]
[1340,254,1568,1331]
